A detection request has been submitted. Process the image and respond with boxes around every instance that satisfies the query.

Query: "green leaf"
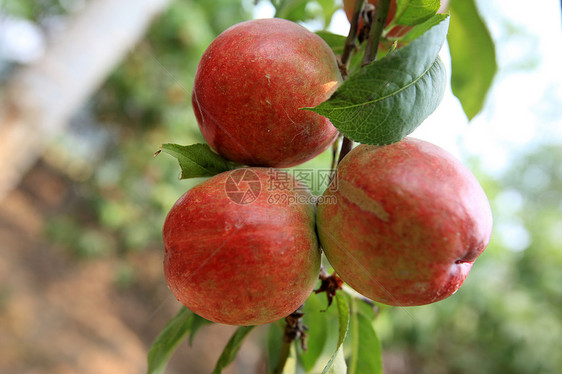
[315,31,366,76]
[301,293,329,371]
[147,307,208,374]
[274,0,309,22]
[276,0,339,27]
[348,300,383,374]
[212,326,256,374]
[189,313,212,345]
[267,322,284,373]
[157,143,238,179]
[316,0,341,28]
[400,13,449,42]
[282,343,299,374]
[334,293,350,350]
[308,16,449,145]
[447,0,497,120]
[394,0,440,26]
[326,348,347,374]
[316,31,346,55]
[322,293,350,374]
[357,299,378,321]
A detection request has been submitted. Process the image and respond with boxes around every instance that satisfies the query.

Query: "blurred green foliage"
[3,0,561,373]
[271,0,340,28]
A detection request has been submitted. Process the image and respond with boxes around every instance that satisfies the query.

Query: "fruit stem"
[362,0,391,67]
[340,0,365,79]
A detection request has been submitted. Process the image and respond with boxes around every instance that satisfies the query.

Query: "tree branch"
[362,0,391,66]
[340,0,365,79]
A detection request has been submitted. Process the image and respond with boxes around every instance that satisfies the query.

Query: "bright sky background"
[255,0,562,176]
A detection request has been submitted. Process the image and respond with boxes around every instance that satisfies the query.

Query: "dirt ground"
[0,161,264,374]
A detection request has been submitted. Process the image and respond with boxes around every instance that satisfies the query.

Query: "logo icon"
[225,169,261,204]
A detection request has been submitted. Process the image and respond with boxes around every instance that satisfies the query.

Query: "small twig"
[362,0,391,67]
[340,0,365,79]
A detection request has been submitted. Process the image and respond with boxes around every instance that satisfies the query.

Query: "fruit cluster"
[162,18,493,326]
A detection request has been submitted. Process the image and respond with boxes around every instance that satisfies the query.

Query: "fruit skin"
[192,18,341,168]
[316,138,493,306]
[163,168,321,325]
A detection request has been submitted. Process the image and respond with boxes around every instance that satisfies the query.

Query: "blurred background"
[0,0,561,373]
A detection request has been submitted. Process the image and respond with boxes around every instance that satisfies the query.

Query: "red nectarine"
[316,138,493,306]
[192,18,341,168]
[163,168,321,325]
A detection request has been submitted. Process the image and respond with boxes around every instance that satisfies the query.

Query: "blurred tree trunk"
[0,0,171,202]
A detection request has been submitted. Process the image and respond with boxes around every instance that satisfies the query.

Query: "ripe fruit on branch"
[163,168,321,325]
[316,138,493,306]
[192,18,342,168]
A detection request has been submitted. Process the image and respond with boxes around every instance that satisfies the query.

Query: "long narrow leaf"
[147,307,196,374]
[189,313,212,345]
[448,0,497,120]
[348,299,361,374]
[326,348,347,374]
[322,293,350,374]
[212,326,256,374]
[267,322,284,373]
[301,293,329,371]
[282,343,299,374]
[349,312,383,374]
